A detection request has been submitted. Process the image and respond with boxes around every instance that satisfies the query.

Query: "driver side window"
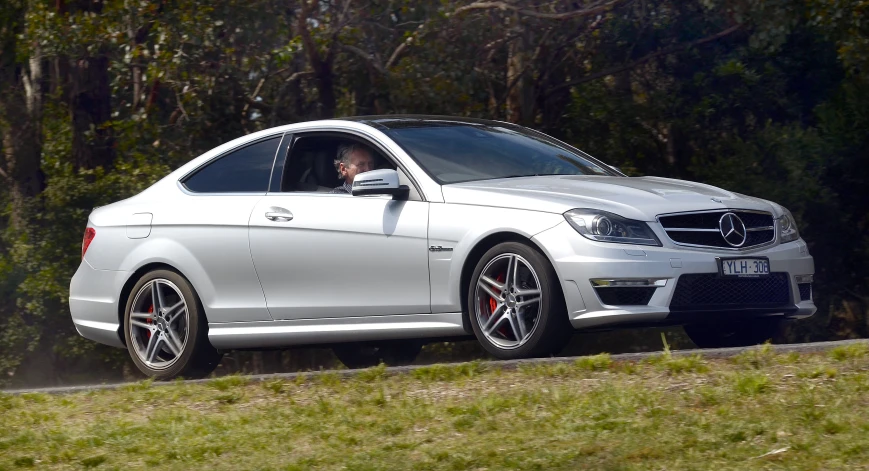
[278,134,421,200]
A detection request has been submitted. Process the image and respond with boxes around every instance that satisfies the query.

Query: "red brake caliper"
[488,273,510,337]
[488,273,504,313]
[146,304,154,339]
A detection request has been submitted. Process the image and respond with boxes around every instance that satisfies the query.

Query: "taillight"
[82,227,96,260]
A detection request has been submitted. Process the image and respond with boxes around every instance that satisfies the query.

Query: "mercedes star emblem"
[718,212,747,247]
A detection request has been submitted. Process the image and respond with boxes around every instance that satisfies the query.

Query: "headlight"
[564,209,661,246]
[777,208,800,243]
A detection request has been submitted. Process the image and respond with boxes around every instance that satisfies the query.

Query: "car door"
[171,133,287,322]
[248,133,431,320]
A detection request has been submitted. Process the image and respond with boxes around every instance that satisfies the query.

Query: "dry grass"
[2,347,869,470]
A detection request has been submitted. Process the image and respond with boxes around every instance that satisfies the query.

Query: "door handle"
[265,209,293,222]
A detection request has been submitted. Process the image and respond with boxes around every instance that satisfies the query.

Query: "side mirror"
[351,169,410,199]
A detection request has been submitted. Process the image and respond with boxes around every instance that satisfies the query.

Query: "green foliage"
[411,361,485,382]
[732,343,776,369]
[646,334,710,373]
[262,379,285,394]
[208,375,248,391]
[734,373,771,395]
[79,455,107,468]
[830,343,869,361]
[355,363,388,383]
[574,353,613,371]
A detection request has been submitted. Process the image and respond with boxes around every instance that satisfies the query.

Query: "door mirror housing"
[351,169,409,199]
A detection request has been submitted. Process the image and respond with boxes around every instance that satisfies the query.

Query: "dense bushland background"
[1,0,867,386]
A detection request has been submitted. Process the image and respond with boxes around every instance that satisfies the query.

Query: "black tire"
[683,318,786,349]
[332,340,423,369]
[467,241,572,359]
[123,269,222,380]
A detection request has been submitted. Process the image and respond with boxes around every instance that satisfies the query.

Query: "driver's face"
[340,150,375,183]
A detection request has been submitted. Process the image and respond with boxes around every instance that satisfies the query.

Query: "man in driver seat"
[331,143,375,194]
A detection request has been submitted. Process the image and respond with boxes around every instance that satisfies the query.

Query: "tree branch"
[284,70,313,83]
[544,23,744,97]
[384,19,443,70]
[242,77,267,117]
[342,44,386,74]
[297,1,323,70]
[453,0,628,20]
[244,96,273,113]
[385,39,411,70]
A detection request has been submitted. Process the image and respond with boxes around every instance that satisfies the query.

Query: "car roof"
[339,115,514,130]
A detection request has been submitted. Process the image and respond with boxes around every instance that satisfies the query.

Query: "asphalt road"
[4,338,867,395]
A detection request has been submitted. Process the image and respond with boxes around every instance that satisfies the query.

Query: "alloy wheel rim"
[474,253,542,349]
[129,279,190,370]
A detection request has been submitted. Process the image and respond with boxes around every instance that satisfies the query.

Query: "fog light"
[794,274,813,283]
[591,278,668,287]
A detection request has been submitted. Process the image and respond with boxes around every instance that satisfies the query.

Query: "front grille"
[658,210,775,249]
[594,287,656,305]
[798,283,812,301]
[670,273,790,310]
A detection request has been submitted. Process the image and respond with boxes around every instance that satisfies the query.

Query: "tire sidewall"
[467,241,567,359]
[124,269,205,380]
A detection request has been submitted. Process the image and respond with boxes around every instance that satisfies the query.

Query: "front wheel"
[683,318,786,349]
[124,269,222,380]
[467,241,572,359]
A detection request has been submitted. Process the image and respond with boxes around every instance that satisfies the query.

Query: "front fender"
[428,204,563,312]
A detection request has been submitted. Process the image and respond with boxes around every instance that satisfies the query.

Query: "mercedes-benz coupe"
[70,116,816,379]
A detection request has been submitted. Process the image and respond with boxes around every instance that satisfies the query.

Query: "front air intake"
[798,283,812,301]
[669,273,790,310]
[594,287,656,306]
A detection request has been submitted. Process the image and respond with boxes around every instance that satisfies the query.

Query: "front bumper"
[533,221,816,329]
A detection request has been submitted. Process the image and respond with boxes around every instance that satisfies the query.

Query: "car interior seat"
[286,139,343,192]
[310,147,342,191]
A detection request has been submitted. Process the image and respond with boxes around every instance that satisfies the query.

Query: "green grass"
[3,347,869,470]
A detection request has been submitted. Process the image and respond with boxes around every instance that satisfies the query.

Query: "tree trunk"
[297,1,338,119]
[2,115,44,231]
[506,19,535,125]
[313,62,337,119]
[1,47,45,231]
[70,54,115,170]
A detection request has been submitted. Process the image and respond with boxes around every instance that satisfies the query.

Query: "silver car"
[70,116,816,379]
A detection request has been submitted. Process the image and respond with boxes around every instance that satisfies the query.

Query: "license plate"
[718,257,770,277]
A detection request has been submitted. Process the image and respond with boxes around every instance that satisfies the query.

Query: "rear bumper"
[533,222,817,329]
[69,260,127,348]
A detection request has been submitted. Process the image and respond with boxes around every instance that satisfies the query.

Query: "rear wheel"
[683,318,785,349]
[332,340,423,369]
[467,241,572,359]
[124,269,222,380]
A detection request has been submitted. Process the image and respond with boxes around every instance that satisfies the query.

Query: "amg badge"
[429,245,454,252]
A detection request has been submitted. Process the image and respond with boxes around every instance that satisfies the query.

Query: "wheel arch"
[116,262,200,346]
[458,231,557,334]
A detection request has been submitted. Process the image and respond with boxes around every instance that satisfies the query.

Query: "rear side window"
[183,136,281,193]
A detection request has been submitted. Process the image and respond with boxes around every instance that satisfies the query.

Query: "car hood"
[441,175,779,221]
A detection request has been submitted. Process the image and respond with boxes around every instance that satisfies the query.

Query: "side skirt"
[208,312,466,350]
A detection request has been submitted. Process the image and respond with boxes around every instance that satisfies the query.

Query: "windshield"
[383,123,616,184]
